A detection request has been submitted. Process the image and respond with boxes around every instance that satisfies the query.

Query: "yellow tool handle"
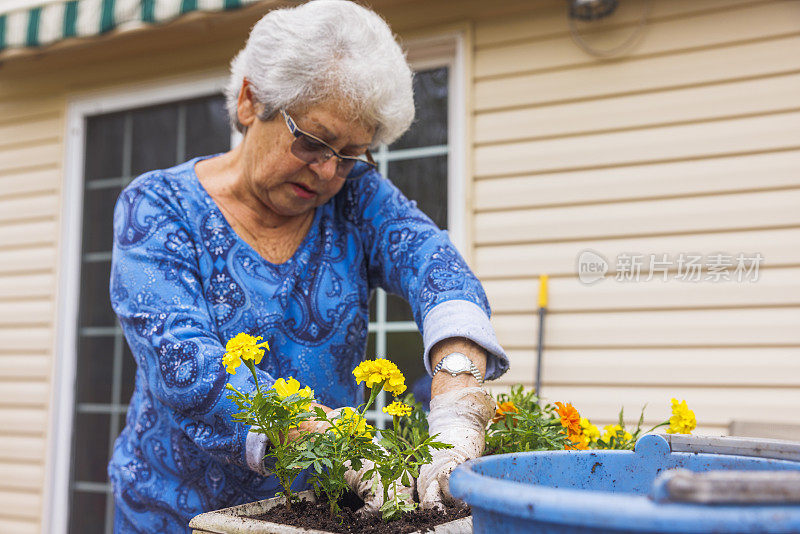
[538,274,549,309]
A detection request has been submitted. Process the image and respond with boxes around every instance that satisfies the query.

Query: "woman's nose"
[311,157,339,181]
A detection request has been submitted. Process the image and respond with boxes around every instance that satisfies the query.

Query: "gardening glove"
[417,387,495,509]
[343,458,414,516]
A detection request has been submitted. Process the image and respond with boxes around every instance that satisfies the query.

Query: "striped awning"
[0,0,264,53]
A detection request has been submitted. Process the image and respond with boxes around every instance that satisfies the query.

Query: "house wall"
[466,0,800,433]
[0,0,797,531]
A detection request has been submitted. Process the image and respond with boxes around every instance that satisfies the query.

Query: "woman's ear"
[236,78,259,128]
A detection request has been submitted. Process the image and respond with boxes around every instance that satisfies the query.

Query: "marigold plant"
[590,399,697,450]
[300,359,449,520]
[223,333,269,374]
[299,403,381,518]
[485,385,568,454]
[482,387,698,454]
[555,402,588,450]
[383,401,412,418]
[565,432,589,450]
[580,418,601,446]
[555,402,581,434]
[352,359,407,396]
[223,334,316,508]
[666,398,697,434]
[349,360,451,521]
[492,401,519,424]
[331,407,374,439]
[371,393,450,521]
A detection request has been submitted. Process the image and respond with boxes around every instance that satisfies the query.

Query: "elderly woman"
[108,0,508,531]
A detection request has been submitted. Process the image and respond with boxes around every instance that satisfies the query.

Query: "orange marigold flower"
[555,401,581,435]
[565,432,589,450]
[492,401,519,423]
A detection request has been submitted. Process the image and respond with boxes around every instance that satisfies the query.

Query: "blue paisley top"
[108,155,508,532]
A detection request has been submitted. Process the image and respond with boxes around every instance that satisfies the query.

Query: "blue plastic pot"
[450,433,800,533]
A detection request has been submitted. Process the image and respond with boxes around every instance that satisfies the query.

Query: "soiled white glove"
[417,387,496,509]
[343,458,414,516]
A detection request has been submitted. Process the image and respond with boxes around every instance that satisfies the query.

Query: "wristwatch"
[432,352,484,384]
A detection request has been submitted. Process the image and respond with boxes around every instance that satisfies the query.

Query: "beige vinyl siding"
[0,89,62,531]
[473,0,800,433]
[477,228,800,278]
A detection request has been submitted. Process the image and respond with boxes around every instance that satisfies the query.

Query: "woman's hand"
[416,338,493,508]
[417,387,496,509]
[344,458,414,516]
[284,402,332,442]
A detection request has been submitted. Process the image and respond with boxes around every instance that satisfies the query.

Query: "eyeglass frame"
[279,109,376,180]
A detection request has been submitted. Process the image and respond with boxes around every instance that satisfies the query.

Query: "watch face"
[443,353,471,373]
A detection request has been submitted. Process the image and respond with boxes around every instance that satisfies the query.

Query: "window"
[364,62,457,428]
[66,93,231,534]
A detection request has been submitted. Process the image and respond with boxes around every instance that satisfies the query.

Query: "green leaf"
[380,500,402,522]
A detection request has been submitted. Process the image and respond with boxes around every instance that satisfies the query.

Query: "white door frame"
[47,70,231,534]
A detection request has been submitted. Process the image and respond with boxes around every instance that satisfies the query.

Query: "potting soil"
[249,495,470,533]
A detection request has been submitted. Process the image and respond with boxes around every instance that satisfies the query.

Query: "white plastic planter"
[189,490,472,534]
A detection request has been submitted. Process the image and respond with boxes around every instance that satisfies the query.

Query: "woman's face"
[239,96,375,219]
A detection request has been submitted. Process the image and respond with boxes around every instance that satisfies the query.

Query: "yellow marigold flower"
[352,359,407,396]
[602,424,633,442]
[330,407,373,439]
[580,417,600,443]
[272,377,314,400]
[223,333,269,374]
[492,401,519,424]
[555,402,581,435]
[383,401,412,417]
[666,398,697,435]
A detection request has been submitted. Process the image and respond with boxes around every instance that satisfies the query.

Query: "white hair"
[225,0,414,147]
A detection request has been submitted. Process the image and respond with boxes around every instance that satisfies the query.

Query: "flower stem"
[245,360,260,393]
[362,382,384,413]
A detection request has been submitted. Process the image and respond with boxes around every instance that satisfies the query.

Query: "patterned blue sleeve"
[348,173,509,380]
[110,173,274,472]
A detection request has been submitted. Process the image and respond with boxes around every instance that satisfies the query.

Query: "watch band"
[432,352,485,384]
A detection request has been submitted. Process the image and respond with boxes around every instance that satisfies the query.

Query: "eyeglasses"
[280,109,376,180]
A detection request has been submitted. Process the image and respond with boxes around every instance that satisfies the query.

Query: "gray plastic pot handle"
[651,468,800,504]
[663,434,800,462]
